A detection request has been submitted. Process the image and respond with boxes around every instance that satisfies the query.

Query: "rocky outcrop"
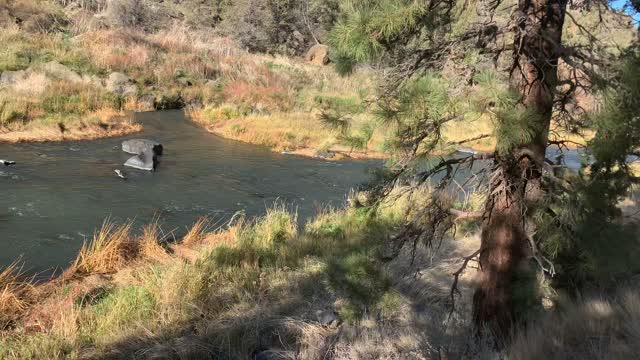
[0,62,99,90]
[38,61,83,83]
[315,309,340,327]
[106,72,137,97]
[304,44,330,66]
[0,70,27,87]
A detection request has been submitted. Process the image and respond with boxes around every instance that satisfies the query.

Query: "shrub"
[40,81,117,115]
[105,0,152,29]
[0,0,68,33]
[218,0,340,55]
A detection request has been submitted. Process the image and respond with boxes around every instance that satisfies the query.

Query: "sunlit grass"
[68,221,137,276]
[0,261,33,330]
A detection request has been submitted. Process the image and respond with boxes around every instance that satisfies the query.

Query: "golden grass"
[68,221,137,276]
[181,217,214,246]
[0,109,141,143]
[0,261,33,330]
[441,114,592,153]
[138,221,172,263]
[0,191,638,358]
[508,288,640,359]
[188,108,388,159]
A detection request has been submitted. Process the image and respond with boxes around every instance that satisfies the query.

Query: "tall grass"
[68,220,137,276]
[0,193,638,358]
[508,288,640,359]
[0,261,33,330]
[181,217,214,246]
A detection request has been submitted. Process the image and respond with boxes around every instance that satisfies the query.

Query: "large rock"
[38,61,82,83]
[122,139,163,156]
[124,150,156,171]
[0,70,27,87]
[304,44,330,66]
[106,72,137,97]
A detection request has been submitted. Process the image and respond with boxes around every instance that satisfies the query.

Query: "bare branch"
[449,208,483,220]
[448,133,492,146]
[449,248,481,316]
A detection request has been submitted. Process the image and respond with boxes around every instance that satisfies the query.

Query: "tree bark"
[473,0,568,339]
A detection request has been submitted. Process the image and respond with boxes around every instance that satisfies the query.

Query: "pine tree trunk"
[472,0,568,338]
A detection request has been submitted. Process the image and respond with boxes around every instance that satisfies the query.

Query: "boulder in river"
[124,149,156,171]
[122,139,163,156]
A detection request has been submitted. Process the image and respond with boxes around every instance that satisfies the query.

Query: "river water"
[0,111,379,275]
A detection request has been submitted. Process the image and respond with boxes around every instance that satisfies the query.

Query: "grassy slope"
[1,1,635,154]
[1,190,638,359]
[0,193,418,358]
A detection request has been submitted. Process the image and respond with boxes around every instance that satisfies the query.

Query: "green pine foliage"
[329,0,640,299]
[536,46,640,288]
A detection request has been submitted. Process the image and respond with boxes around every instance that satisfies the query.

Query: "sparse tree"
[330,0,640,340]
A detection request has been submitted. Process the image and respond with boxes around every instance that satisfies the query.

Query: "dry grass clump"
[138,221,172,263]
[68,219,177,276]
[0,261,33,330]
[68,221,138,276]
[0,109,141,143]
[507,287,640,359]
[77,29,154,72]
[181,217,215,246]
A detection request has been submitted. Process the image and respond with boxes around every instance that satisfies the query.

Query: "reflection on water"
[0,111,379,275]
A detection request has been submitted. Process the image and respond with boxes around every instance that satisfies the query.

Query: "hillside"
[0,0,636,155]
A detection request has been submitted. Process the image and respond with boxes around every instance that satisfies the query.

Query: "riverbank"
[187,108,389,160]
[1,188,638,359]
[0,110,141,143]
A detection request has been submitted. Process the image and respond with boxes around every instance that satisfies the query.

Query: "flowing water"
[0,111,380,275]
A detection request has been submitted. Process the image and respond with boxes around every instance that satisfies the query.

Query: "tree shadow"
[86,227,483,360]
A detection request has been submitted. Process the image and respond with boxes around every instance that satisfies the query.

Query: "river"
[0,111,379,275]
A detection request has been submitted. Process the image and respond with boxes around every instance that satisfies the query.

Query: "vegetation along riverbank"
[0,0,531,156]
[2,188,638,359]
[1,0,640,359]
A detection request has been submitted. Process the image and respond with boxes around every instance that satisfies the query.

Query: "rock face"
[122,139,163,156]
[39,61,83,83]
[124,150,156,171]
[304,44,330,66]
[106,72,137,97]
[0,70,27,87]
